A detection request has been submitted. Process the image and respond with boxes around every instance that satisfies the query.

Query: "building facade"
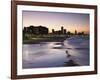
[23,25,48,35]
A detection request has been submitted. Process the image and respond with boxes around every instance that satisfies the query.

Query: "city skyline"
[23,11,90,34]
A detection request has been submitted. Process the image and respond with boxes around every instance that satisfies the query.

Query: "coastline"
[23,37,68,44]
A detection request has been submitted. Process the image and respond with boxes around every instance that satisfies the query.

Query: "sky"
[23,11,90,34]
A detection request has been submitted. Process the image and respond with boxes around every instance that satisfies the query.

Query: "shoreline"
[23,35,88,44]
[23,37,67,44]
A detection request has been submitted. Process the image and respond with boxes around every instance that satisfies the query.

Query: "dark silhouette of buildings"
[74,30,84,35]
[61,26,64,34]
[23,25,85,36]
[23,25,48,35]
[75,30,77,35]
[52,29,55,34]
[64,29,67,34]
[77,31,84,35]
[52,26,67,35]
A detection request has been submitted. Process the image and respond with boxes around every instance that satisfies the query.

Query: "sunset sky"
[23,11,90,34]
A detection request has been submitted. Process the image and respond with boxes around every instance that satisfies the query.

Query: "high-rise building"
[23,25,48,35]
[52,29,55,34]
[75,30,77,35]
[64,29,66,34]
[61,26,64,34]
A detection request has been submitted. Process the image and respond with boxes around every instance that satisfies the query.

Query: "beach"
[22,36,89,68]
